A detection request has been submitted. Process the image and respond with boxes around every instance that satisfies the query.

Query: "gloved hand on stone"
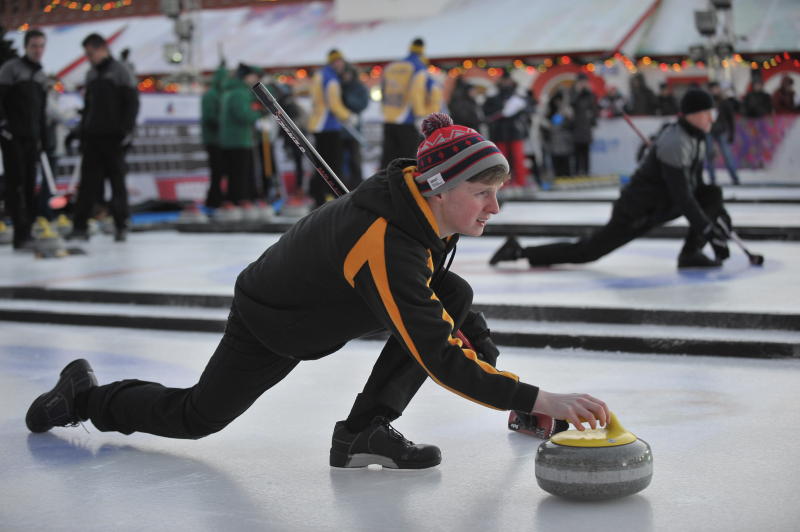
[705,213,731,261]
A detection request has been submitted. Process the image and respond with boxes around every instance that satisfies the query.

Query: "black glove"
[460,311,499,367]
[0,119,12,141]
[704,216,730,261]
[120,131,134,149]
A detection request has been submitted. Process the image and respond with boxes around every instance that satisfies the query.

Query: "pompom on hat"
[414,113,509,197]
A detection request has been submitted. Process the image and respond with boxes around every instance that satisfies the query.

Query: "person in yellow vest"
[380,38,442,169]
[308,49,354,206]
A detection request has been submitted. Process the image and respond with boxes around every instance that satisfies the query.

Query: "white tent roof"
[7,0,799,86]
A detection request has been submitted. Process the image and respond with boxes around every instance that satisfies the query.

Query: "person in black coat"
[483,72,533,187]
[0,29,48,250]
[743,80,772,118]
[447,76,482,131]
[569,74,598,176]
[67,33,140,242]
[706,81,741,185]
[656,82,679,116]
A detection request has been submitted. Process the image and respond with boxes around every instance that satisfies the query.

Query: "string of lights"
[16,0,133,29]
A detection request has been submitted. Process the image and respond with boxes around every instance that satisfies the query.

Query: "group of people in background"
[4,26,800,242]
[0,28,138,251]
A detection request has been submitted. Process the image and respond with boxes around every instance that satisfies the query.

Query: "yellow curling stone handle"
[550,412,637,448]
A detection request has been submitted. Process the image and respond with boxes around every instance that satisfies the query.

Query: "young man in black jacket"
[67,33,139,242]
[26,113,609,470]
[490,88,731,270]
[0,29,48,250]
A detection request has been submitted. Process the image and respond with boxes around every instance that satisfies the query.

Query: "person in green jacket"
[219,63,263,205]
[200,62,228,208]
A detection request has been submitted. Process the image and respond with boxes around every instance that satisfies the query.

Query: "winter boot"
[677,250,721,269]
[330,416,441,469]
[25,359,97,433]
[489,236,523,265]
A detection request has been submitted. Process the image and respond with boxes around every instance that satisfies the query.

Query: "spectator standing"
[742,79,772,118]
[543,90,574,177]
[0,29,47,251]
[219,63,263,208]
[569,73,598,176]
[772,75,797,113]
[67,33,139,242]
[656,82,679,115]
[201,62,228,208]
[380,38,441,168]
[706,81,741,185]
[599,86,626,118]
[308,49,353,206]
[626,73,657,115]
[483,71,533,189]
[447,76,482,131]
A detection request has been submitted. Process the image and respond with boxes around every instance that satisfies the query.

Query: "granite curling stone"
[534,412,652,501]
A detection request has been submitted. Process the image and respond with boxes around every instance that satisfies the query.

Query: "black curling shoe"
[330,417,442,469]
[26,359,97,433]
[489,236,523,265]
[677,250,722,269]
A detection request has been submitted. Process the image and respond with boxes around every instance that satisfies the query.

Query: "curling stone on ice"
[535,412,652,501]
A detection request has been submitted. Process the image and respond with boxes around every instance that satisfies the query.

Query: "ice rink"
[1,224,799,531]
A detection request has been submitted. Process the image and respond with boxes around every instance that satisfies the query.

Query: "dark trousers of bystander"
[73,137,129,232]
[381,123,422,171]
[81,270,473,440]
[311,131,343,207]
[573,142,591,176]
[204,144,225,208]
[221,147,254,205]
[0,136,38,248]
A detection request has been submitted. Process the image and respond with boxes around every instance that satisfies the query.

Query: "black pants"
[523,184,725,266]
[310,131,343,206]
[84,270,473,439]
[204,144,225,208]
[0,136,38,247]
[341,135,363,191]
[74,138,129,231]
[551,154,571,177]
[381,123,421,170]
[573,142,590,176]
[221,147,254,204]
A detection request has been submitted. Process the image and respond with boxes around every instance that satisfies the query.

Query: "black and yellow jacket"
[234,159,539,413]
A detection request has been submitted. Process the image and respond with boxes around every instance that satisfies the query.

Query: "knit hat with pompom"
[414,113,509,197]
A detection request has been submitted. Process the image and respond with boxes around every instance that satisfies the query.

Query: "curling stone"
[0,220,12,245]
[535,412,652,501]
[32,220,68,258]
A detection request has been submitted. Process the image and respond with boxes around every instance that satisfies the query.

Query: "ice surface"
[1,323,799,531]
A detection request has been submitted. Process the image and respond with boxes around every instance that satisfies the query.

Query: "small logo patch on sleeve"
[427,173,446,190]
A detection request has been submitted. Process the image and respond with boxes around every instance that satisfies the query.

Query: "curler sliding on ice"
[25,105,610,473]
[490,88,750,270]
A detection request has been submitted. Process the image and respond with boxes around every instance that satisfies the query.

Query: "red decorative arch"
[530,64,606,100]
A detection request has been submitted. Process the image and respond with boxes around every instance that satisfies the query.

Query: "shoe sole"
[330,450,441,470]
